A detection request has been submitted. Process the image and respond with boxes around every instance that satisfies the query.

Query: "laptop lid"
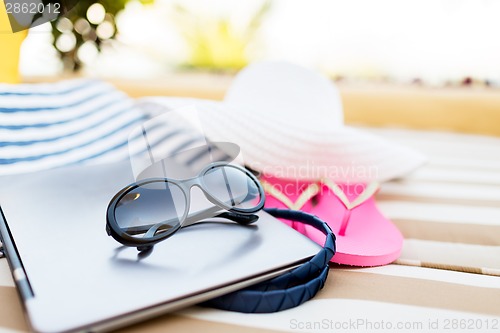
[0,161,320,333]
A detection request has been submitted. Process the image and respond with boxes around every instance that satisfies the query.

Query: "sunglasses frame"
[106,162,265,248]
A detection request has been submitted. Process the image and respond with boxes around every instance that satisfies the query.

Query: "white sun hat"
[146,61,426,182]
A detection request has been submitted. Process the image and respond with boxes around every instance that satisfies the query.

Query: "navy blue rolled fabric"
[203,208,336,313]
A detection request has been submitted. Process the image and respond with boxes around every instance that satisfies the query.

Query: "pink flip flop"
[261,176,403,267]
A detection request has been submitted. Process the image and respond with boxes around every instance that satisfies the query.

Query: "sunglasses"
[106,162,265,251]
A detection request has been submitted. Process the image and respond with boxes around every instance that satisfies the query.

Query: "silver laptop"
[0,161,320,333]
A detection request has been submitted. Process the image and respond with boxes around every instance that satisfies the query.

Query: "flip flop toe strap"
[261,178,380,236]
[260,180,320,210]
[322,180,380,235]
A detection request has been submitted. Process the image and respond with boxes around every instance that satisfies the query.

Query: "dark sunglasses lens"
[113,181,187,238]
[203,165,261,210]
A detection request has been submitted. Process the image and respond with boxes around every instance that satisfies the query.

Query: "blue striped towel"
[0,79,147,175]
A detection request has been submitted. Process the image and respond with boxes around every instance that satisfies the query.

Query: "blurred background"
[16,0,500,85]
[3,0,500,134]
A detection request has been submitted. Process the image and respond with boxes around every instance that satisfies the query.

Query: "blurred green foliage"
[51,0,152,71]
[50,0,269,72]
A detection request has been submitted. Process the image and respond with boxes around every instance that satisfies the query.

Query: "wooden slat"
[319,270,500,315]
[377,201,500,226]
[378,181,500,207]
[400,239,500,273]
[341,84,500,137]
[402,168,500,186]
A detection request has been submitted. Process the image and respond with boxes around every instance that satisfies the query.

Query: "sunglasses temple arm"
[215,212,259,225]
[181,206,259,226]
[118,206,220,234]
[121,208,258,235]
[180,208,259,227]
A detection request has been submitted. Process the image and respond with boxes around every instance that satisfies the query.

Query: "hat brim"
[145,97,426,183]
